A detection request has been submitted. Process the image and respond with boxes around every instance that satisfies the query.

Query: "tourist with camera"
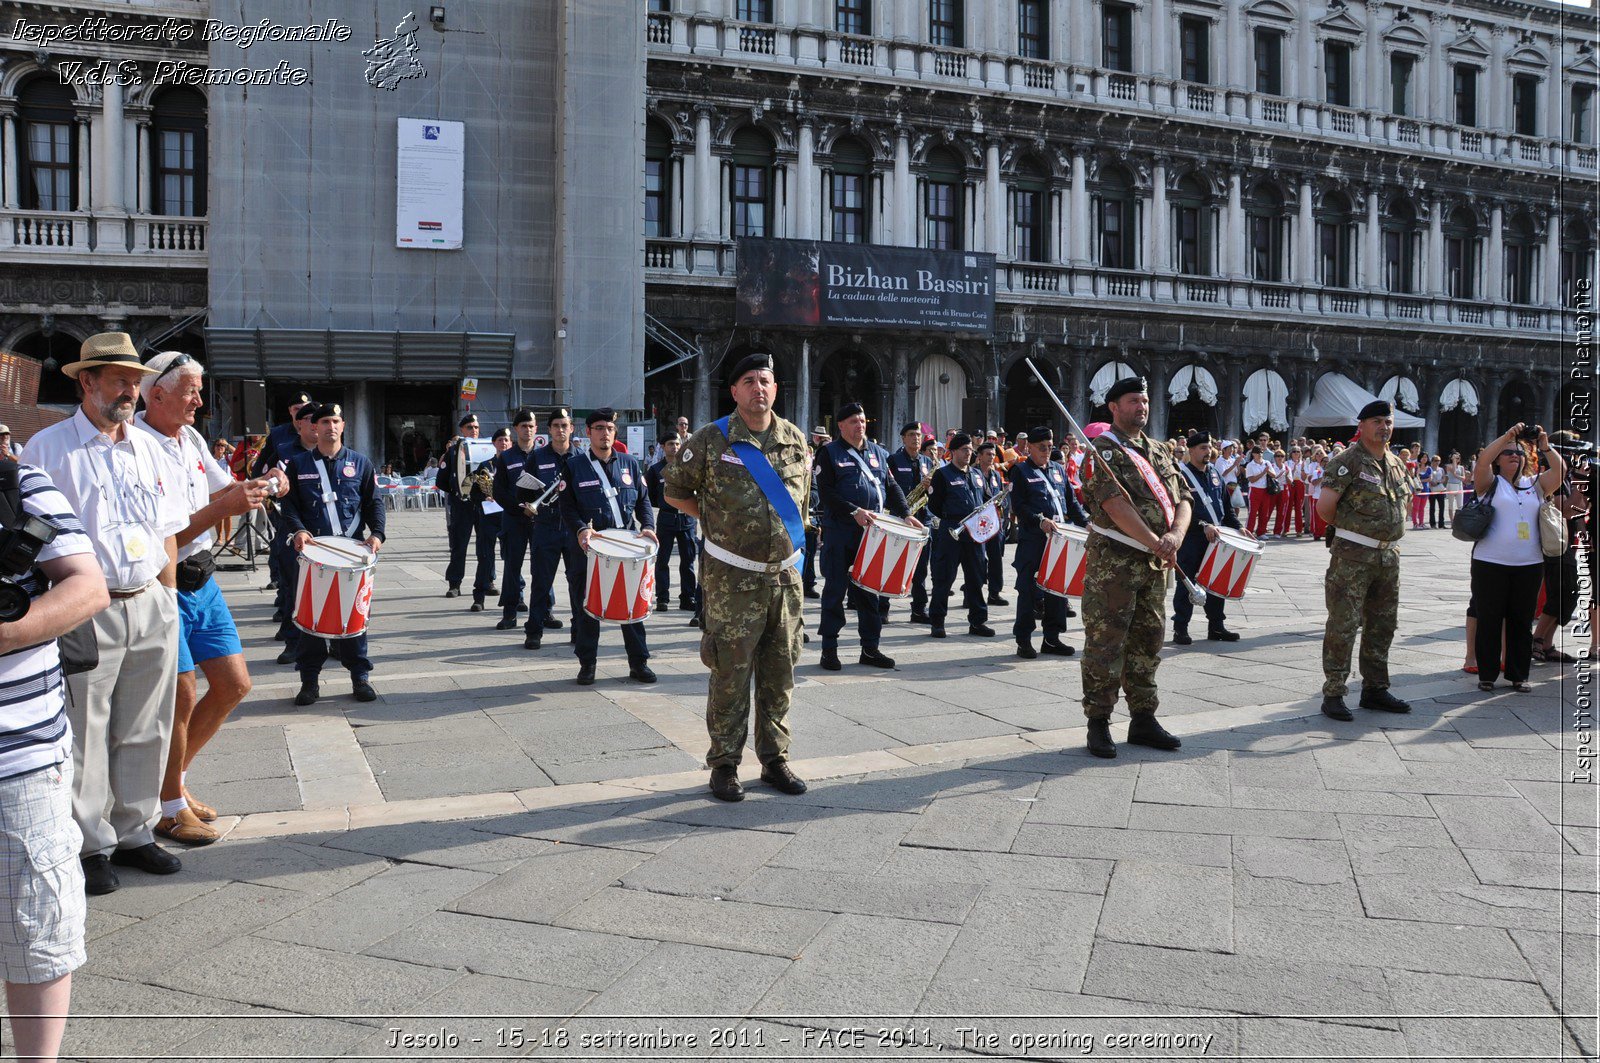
[22,334,190,896]
[1469,423,1564,693]
[0,448,107,1063]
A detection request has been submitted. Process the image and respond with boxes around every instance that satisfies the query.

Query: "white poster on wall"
[396,117,464,250]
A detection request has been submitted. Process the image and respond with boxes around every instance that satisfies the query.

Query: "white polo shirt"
[133,413,234,561]
[23,408,188,591]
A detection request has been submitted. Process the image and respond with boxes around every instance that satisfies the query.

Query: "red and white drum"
[1037,525,1090,599]
[1195,527,1263,599]
[293,536,377,638]
[584,531,656,624]
[850,514,929,598]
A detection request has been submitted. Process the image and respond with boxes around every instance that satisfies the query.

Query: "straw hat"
[62,333,160,379]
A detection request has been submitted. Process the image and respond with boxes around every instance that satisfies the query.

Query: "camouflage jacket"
[665,413,811,590]
[1324,444,1409,548]
[1084,428,1193,555]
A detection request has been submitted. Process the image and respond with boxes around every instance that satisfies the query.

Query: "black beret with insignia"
[586,407,617,427]
[727,352,775,386]
[512,408,535,426]
[1357,399,1392,421]
[1105,377,1148,404]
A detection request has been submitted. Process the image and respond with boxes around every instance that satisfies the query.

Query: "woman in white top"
[1443,451,1466,519]
[1305,447,1326,537]
[1470,424,1565,692]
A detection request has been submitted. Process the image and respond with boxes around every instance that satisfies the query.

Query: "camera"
[1517,424,1542,442]
[0,512,59,623]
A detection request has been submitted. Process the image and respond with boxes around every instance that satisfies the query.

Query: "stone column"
[1542,213,1560,306]
[1426,198,1445,295]
[2,115,17,208]
[1487,202,1504,304]
[135,121,151,214]
[1428,13,1450,124]
[985,139,1003,255]
[95,80,125,212]
[1295,177,1316,283]
[693,107,716,239]
[1221,362,1243,439]
[1149,0,1169,81]
[1537,372,1557,430]
[1225,168,1244,277]
[1147,357,1171,438]
[1545,63,1563,142]
[1296,3,1316,109]
[693,332,713,425]
[1361,188,1381,289]
[1070,0,1093,67]
[798,338,813,433]
[894,130,912,247]
[891,345,911,431]
[1363,1,1383,113]
[796,122,816,240]
[76,118,92,209]
[1487,27,1506,131]
[1069,152,1090,265]
[1069,353,1089,420]
[1147,159,1168,272]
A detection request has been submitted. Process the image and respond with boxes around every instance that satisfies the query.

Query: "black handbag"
[1452,494,1495,541]
[1265,475,1283,496]
[58,619,99,676]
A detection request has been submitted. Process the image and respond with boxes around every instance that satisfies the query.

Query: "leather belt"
[108,582,155,600]
[702,538,803,574]
[1333,528,1396,549]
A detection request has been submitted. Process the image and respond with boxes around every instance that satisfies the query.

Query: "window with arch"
[836,0,870,36]
[1246,182,1286,282]
[1095,165,1137,269]
[930,0,963,47]
[1316,190,1356,287]
[645,119,673,238]
[1503,211,1537,305]
[1443,206,1481,300]
[1011,156,1050,263]
[1561,219,1594,302]
[1019,0,1048,59]
[1171,174,1211,276]
[151,88,207,216]
[1253,29,1283,95]
[17,78,76,212]
[924,148,964,250]
[730,127,775,239]
[1382,198,1420,294]
[829,137,872,244]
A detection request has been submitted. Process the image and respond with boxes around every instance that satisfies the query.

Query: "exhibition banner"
[736,239,995,335]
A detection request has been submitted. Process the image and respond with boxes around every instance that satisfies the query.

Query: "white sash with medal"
[1103,431,1176,530]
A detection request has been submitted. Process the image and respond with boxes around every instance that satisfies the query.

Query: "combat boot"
[1172,624,1192,645]
[819,645,842,671]
[1016,639,1038,660]
[1360,688,1411,714]
[1040,638,1075,657]
[709,764,743,802]
[1126,714,1181,750]
[1207,627,1240,642]
[1320,695,1354,721]
[1086,717,1117,759]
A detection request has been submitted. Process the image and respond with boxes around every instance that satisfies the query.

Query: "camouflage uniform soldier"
[1315,400,1413,721]
[1079,378,1193,759]
[664,353,812,802]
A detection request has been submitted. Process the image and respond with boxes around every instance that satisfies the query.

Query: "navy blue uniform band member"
[1174,432,1244,643]
[275,403,386,706]
[437,413,498,607]
[558,408,658,686]
[491,409,542,636]
[814,404,914,669]
[886,422,934,622]
[926,433,991,637]
[647,434,699,613]
[1007,425,1087,657]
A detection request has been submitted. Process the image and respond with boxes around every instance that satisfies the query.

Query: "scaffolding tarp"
[1294,373,1427,433]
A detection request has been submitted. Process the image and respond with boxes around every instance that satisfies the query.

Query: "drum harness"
[312,456,363,539]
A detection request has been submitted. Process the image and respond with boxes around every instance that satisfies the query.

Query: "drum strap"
[313,455,360,537]
[714,416,804,572]
[1179,464,1222,526]
[847,444,882,511]
[1089,522,1152,553]
[581,452,627,529]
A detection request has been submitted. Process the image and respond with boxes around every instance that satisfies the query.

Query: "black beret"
[948,432,973,451]
[586,407,616,427]
[1106,377,1148,404]
[491,427,511,441]
[292,402,318,422]
[901,422,922,437]
[547,407,572,422]
[1028,425,1054,442]
[659,432,678,445]
[1357,399,1393,421]
[458,413,479,428]
[727,352,774,386]
[309,402,342,422]
[836,402,865,422]
[289,392,313,407]
[919,438,937,450]
[512,408,535,426]
[1186,430,1214,449]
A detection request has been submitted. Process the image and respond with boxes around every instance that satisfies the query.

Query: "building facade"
[0,0,208,418]
[642,0,1599,455]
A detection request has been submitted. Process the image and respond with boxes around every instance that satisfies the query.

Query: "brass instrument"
[452,436,472,500]
[903,476,932,513]
[469,464,495,499]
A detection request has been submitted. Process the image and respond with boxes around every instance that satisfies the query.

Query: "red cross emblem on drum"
[292,536,378,638]
[584,531,656,624]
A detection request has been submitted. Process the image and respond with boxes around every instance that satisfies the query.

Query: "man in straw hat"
[24,332,191,893]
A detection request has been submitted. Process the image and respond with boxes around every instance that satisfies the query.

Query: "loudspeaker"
[241,380,267,434]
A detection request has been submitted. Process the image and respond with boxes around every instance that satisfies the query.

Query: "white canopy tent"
[1378,375,1421,414]
[1169,365,1219,406]
[1242,368,1289,433]
[1089,361,1139,405]
[1439,378,1481,415]
[1292,373,1426,434]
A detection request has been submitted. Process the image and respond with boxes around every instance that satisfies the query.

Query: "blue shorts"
[177,577,243,673]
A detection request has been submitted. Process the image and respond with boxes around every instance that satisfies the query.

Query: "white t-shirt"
[1305,461,1324,498]
[134,414,234,560]
[1217,455,1238,481]
[1473,476,1545,567]
[1245,460,1269,485]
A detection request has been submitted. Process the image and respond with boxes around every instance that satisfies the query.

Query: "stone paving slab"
[18,511,1596,1062]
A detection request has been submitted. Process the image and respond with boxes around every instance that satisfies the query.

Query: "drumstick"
[308,538,371,562]
[1024,358,1207,607]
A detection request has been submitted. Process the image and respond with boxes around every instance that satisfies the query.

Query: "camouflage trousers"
[1080,541,1169,719]
[700,576,803,769]
[1321,547,1400,697]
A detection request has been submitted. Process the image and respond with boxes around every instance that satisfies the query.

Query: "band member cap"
[1357,399,1393,421]
[835,403,864,422]
[586,407,617,427]
[727,352,774,386]
[513,408,536,426]
[1105,377,1148,404]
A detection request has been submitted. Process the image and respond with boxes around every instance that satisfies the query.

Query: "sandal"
[1478,681,1495,692]
[1511,682,1533,693]
[1544,648,1578,664]
[1462,665,1479,674]
[1530,641,1548,664]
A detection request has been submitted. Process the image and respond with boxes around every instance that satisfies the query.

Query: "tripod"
[213,507,274,571]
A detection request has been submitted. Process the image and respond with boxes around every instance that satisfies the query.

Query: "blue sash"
[714,415,804,571]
